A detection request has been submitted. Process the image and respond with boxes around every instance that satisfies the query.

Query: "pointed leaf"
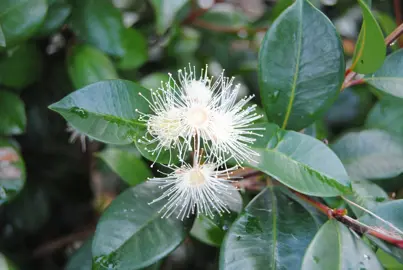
[364,49,403,98]
[0,0,47,46]
[249,123,351,197]
[351,0,386,74]
[332,129,403,179]
[48,80,150,145]
[97,147,151,186]
[301,220,383,269]
[259,0,344,130]
[220,186,324,270]
[0,91,26,135]
[67,44,118,89]
[92,182,187,270]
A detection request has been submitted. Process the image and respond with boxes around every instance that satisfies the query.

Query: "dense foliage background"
[1,0,403,269]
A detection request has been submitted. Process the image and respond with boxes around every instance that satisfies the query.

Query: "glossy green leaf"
[69,0,125,56]
[364,49,403,98]
[0,0,47,46]
[250,123,351,197]
[0,139,25,205]
[345,179,388,217]
[332,129,403,180]
[67,44,118,89]
[360,200,403,263]
[190,185,242,247]
[117,28,148,70]
[0,43,42,89]
[48,80,150,145]
[366,96,403,136]
[220,186,324,269]
[150,0,188,34]
[92,182,187,270]
[351,0,386,74]
[0,25,5,47]
[301,220,383,270]
[259,0,344,130]
[66,236,93,270]
[97,147,151,186]
[0,91,26,135]
[0,253,18,270]
[38,0,71,36]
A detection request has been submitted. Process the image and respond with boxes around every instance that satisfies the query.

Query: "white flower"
[66,123,91,152]
[138,65,263,165]
[149,159,239,220]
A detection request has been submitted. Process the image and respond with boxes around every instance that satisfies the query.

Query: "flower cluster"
[139,65,263,219]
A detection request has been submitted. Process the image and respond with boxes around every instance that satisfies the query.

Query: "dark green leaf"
[220,186,324,269]
[376,248,403,269]
[250,123,351,197]
[0,253,18,270]
[0,0,47,46]
[66,236,93,270]
[190,185,242,247]
[0,138,25,205]
[48,80,149,145]
[301,220,383,269]
[0,43,42,89]
[366,96,403,136]
[117,28,148,70]
[38,0,71,36]
[150,0,189,34]
[96,147,152,186]
[332,129,403,179]
[92,182,187,270]
[67,44,119,89]
[0,25,5,47]
[0,91,26,135]
[359,200,403,263]
[346,179,388,217]
[69,0,125,56]
[364,49,403,98]
[259,0,344,130]
[351,0,386,74]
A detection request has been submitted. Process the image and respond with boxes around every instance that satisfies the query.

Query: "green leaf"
[345,179,388,217]
[0,138,25,205]
[250,123,351,197]
[66,236,93,270]
[0,91,26,135]
[190,185,242,247]
[69,0,125,56]
[150,0,188,34]
[220,186,324,269]
[0,24,5,47]
[377,249,403,269]
[366,96,403,136]
[197,4,249,29]
[96,147,152,186]
[37,0,71,36]
[364,49,403,98]
[259,0,344,130]
[351,0,386,74]
[140,73,169,90]
[0,253,18,270]
[67,44,119,89]
[332,129,403,180]
[0,0,48,46]
[0,43,42,89]
[48,80,150,145]
[117,28,148,70]
[301,220,383,270]
[92,182,187,270]
[359,200,403,263]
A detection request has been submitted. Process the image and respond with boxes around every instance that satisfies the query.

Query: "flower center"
[187,106,209,128]
[185,80,211,104]
[187,168,206,186]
